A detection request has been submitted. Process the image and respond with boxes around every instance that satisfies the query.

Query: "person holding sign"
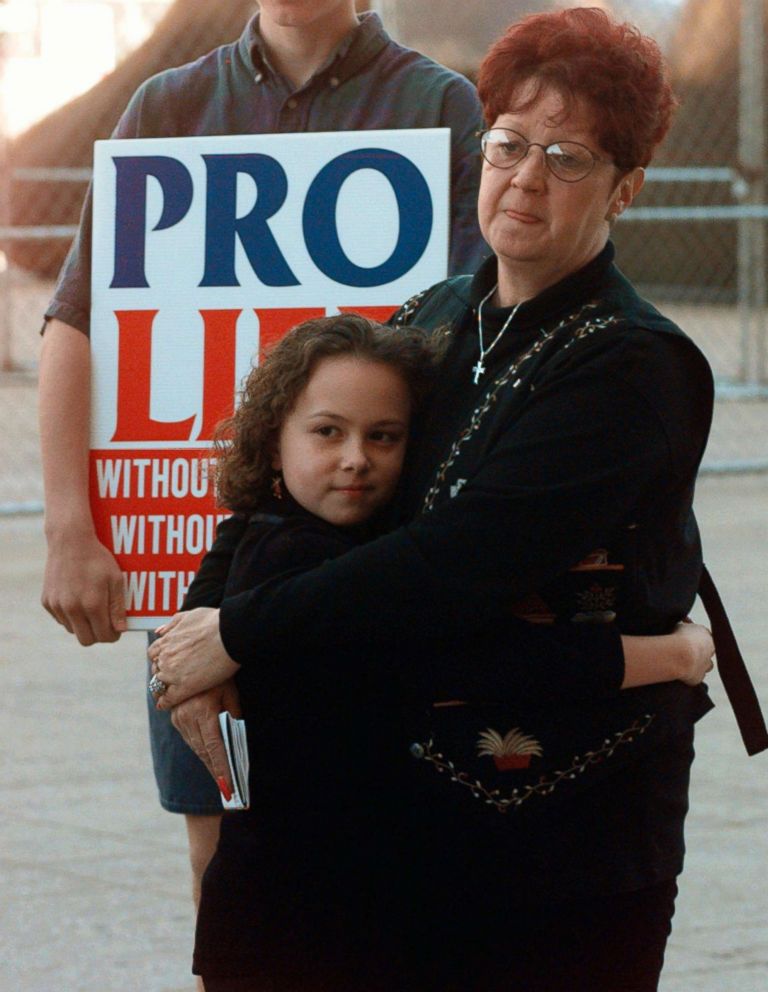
[148,9,768,989]
[38,0,485,915]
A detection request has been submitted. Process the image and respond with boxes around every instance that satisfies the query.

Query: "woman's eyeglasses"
[478,128,607,183]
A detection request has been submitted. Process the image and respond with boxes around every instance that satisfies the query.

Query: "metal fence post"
[738,0,766,384]
[0,16,13,373]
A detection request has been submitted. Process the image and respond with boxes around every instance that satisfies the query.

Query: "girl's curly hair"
[214,313,440,513]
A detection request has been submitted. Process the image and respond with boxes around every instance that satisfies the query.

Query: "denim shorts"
[146,635,221,815]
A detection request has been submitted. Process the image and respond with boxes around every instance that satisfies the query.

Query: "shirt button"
[286,97,298,109]
[254,72,263,84]
[329,76,340,88]
[409,742,425,760]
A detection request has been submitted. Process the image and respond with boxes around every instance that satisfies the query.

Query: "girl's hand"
[147,607,240,708]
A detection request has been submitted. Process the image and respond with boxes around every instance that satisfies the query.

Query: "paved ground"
[0,474,766,991]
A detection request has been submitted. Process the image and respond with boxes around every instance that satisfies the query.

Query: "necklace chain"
[473,283,522,384]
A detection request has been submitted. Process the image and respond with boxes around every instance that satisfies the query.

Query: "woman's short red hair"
[477,7,677,170]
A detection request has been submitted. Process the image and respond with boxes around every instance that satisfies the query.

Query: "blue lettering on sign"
[110,156,193,288]
[303,149,433,287]
[108,149,434,289]
[200,154,299,288]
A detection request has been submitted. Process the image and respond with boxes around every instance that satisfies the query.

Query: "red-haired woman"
[150,9,750,991]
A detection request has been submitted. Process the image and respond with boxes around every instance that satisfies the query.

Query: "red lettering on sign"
[110,306,398,446]
[112,310,196,442]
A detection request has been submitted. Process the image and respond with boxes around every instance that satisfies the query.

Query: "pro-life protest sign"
[89,129,449,627]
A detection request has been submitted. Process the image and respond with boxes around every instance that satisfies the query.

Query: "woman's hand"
[147,607,240,708]
[621,621,714,689]
[171,680,242,798]
[673,620,716,686]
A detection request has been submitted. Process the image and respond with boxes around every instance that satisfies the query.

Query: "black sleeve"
[218,332,710,700]
[182,513,359,610]
[181,514,248,610]
[406,619,625,707]
[230,520,358,589]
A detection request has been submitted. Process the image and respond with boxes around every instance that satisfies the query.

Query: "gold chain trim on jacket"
[393,288,430,325]
[411,713,655,814]
[421,304,621,513]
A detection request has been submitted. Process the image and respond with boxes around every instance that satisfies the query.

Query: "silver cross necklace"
[473,283,522,384]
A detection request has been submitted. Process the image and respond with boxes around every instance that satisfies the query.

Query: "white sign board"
[89,129,449,626]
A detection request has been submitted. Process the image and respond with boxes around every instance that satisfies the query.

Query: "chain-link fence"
[2,0,767,514]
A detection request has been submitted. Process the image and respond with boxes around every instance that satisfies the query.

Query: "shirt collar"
[240,10,390,90]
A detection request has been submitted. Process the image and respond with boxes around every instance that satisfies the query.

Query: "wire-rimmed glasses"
[479,127,606,183]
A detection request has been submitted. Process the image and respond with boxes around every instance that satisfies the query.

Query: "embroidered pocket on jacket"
[409,700,656,816]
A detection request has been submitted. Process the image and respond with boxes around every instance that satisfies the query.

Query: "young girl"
[153,314,714,991]
[173,313,442,989]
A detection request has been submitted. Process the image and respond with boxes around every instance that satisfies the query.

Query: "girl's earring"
[271,472,284,500]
